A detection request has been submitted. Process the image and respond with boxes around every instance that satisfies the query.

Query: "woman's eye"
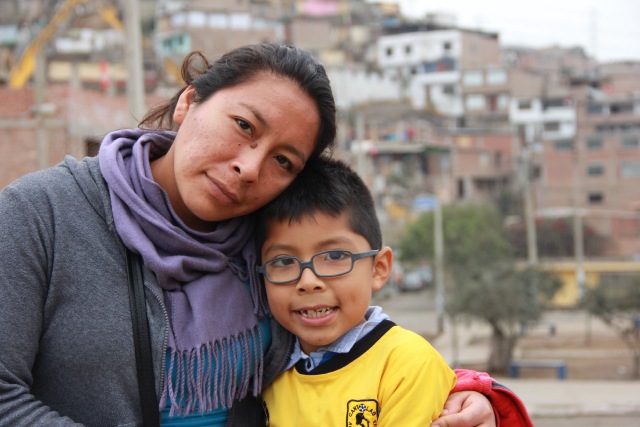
[236,118,252,134]
[275,155,293,171]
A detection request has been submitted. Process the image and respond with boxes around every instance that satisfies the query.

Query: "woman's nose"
[231,150,262,182]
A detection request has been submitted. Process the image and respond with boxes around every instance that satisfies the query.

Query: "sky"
[378,0,640,62]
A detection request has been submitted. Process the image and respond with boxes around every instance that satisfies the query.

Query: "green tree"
[398,203,561,373]
[582,273,640,378]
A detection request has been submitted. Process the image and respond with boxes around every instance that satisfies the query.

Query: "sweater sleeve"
[0,178,84,426]
[453,369,534,427]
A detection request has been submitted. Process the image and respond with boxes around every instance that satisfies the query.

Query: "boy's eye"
[269,256,297,268]
[323,250,350,262]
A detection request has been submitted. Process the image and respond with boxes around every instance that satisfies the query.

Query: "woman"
[0,43,522,426]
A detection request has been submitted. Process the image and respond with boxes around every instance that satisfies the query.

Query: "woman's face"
[151,73,320,230]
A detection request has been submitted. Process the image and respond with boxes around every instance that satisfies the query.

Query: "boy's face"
[260,211,392,355]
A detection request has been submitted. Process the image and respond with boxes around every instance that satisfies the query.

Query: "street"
[373,286,640,427]
[533,415,640,426]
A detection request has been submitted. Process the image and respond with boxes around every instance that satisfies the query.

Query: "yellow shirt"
[263,321,456,427]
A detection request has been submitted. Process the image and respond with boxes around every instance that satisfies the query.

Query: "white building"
[375,29,501,115]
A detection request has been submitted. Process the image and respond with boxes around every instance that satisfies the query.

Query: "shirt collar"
[286,306,389,371]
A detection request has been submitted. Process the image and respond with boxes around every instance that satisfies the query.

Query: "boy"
[255,157,457,426]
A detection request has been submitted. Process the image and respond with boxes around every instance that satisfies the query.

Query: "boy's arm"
[377,339,457,426]
[431,369,534,427]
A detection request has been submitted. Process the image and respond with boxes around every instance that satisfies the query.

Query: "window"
[462,71,483,87]
[386,47,393,57]
[543,98,569,109]
[622,136,639,149]
[443,41,452,51]
[497,94,509,110]
[554,140,574,151]
[405,45,412,55]
[487,69,507,85]
[587,164,604,176]
[597,123,640,133]
[423,58,457,73]
[209,13,228,28]
[187,11,207,27]
[171,12,187,26]
[465,94,486,111]
[586,137,602,150]
[518,99,532,110]
[588,192,604,204]
[544,122,560,132]
[621,162,640,178]
[611,102,633,114]
[480,153,490,168]
[587,103,605,115]
[442,84,455,95]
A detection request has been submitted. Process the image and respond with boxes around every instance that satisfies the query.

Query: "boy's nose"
[296,267,326,293]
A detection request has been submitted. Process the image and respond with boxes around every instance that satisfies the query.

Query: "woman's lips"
[207,175,240,203]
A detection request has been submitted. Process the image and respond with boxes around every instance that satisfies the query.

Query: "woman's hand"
[430,391,496,427]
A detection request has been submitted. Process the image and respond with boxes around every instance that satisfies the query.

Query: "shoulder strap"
[126,249,160,426]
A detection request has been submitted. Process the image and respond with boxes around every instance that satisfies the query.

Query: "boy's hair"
[256,156,382,251]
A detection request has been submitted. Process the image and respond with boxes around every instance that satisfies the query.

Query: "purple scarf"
[99,129,268,415]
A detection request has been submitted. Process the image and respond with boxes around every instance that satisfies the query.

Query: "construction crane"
[8,0,123,89]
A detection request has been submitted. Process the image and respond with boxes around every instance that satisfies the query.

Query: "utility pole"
[434,191,445,334]
[520,125,538,265]
[573,141,590,345]
[35,50,48,170]
[122,0,146,125]
[573,144,586,299]
[523,148,538,265]
[355,112,366,178]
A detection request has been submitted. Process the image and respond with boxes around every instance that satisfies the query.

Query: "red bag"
[453,369,534,427]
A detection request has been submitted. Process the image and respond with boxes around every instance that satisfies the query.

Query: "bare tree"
[583,273,640,378]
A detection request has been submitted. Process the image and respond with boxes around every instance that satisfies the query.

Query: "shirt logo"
[346,399,379,427]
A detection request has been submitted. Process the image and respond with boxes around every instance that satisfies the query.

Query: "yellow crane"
[8,0,123,89]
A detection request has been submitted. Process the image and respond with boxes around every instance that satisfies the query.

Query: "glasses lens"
[312,250,353,277]
[265,256,301,283]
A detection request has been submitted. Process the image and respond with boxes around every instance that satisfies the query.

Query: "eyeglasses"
[256,249,380,284]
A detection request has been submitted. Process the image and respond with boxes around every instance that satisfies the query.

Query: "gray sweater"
[0,156,292,426]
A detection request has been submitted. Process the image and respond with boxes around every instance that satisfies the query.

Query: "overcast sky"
[376,0,640,62]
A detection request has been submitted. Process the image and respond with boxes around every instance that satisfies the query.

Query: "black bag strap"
[126,249,160,426]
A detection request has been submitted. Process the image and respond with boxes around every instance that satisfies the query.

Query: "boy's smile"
[261,212,392,354]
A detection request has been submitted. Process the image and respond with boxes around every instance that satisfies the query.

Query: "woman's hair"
[140,43,337,158]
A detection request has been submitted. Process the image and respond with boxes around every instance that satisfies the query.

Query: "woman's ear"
[173,85,195,125]
[371,246,393,292]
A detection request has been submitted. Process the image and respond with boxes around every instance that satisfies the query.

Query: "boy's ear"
[371,246,393,292]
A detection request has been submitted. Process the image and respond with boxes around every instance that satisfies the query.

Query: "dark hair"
[140,43,337,159]
[256,157,382,252]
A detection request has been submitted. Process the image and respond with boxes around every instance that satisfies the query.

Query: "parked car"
[396,266,432,292]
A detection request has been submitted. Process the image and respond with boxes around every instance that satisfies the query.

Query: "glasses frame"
[256,249,380,285]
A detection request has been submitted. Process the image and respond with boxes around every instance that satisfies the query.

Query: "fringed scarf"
[99,129,269,416]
